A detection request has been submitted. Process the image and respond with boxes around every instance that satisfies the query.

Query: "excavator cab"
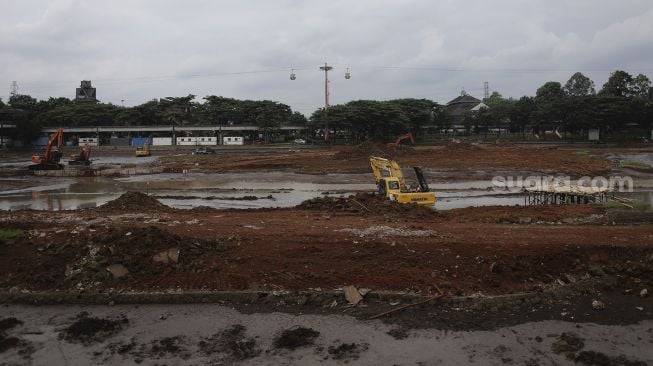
[370,156,436,205]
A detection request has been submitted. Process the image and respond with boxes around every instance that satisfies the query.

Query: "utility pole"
[320,62,333,141]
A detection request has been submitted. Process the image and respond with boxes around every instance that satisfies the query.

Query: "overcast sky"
[1,0,653,114]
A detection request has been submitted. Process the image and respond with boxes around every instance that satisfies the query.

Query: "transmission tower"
[484,81,489,99]
[10,81,18,96]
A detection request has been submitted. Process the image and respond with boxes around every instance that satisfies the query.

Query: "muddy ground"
[1,304,651,366]
[1,143,652,364]
[155,142,618,176]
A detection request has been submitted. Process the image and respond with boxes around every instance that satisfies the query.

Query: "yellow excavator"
[369,156,436,205]
[135,142,151,157]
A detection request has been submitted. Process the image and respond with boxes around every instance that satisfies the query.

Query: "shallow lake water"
[0,171,651,211]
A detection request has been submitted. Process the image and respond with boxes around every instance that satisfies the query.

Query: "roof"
[445,94,486,117]
[446,94,481,106]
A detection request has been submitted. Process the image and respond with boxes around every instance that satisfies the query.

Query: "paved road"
[1,304,652,365]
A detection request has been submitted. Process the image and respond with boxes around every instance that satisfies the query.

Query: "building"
[75,80,98,103]
[444,92,488,132]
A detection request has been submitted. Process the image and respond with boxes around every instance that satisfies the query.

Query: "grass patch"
[0,229,23,245]
[603,201,650,211]
[620,160,651,169]
[574,150,590,157]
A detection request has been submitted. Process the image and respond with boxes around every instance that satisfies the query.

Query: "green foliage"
[599,70,633,97]
[308,98,441,142]
[0,228,23,245]
[564,72,596,97]
[535,82,565,102]
[630,74,652,99]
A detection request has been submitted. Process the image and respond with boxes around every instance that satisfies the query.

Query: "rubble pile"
[296,193,437,218]
[99,191,173,212]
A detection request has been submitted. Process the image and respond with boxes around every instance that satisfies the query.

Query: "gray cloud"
[2,0,653,114]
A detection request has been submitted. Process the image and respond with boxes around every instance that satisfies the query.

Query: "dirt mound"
[199,325,260,361]
[60,312,128,344]
[99,191,172,212]
[574,351,647,366]
[273,327,320,350]
[333,141,419,160]
[297,192,437,218]
[328,342,369,360]
[0,318,22,333]
[63,226,226,288]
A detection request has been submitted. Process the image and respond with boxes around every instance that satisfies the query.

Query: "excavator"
[135,142,151,157]
[387,132,415,149]
[370,156,436,205]
[68,145,92,166]
[29,128,65,170]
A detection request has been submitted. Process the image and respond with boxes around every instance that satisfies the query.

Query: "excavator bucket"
[413,167,430,192]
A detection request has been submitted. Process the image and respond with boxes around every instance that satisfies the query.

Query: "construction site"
[0,139,652,364]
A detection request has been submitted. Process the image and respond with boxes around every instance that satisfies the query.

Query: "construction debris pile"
[99,191,173,212]
[296,193,437,218]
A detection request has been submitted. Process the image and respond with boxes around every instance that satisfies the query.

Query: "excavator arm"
[369,156,405,187]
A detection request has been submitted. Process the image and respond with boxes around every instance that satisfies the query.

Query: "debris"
[327,342,369,360]
[343,285,363,306]
[574,351,647,366]
[0,318,23,332]
[106,264,129,279]
[640,289,648,298]
[198,325,260,361]
[152,248,180,264]
[551,332,585,355]
[490,261,503,274]
[60,314,128,344]
[369,292,444,320]
[591,300,605,310]
[273,327,320,350]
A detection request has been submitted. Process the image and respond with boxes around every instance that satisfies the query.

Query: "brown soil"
[273,327,320,350]
[0,193,651,296]
[159,144,613,175]
[199,325,260,360]
[60,312,128,344]
[98,191,173,212]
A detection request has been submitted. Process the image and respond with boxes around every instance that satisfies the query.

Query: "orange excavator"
[30,128,64,170]
[68,145,92,166]
[387,132,415,149]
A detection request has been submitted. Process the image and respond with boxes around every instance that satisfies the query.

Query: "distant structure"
[484,81,489,99]
[445,91,488,132]
[10,81,18,97]
[75,80,98,103]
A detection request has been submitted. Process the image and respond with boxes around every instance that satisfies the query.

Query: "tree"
[535,82,565,102]
[8,94,38,111]
[564,72,595,97]
[160,95,197,125]
[510,96,536,134]
[599,70,633,97]
[483,91,505,107]
[630,74,651,99]
[288,111,307,125]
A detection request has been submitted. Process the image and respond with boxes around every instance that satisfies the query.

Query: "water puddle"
[0,172,651,211]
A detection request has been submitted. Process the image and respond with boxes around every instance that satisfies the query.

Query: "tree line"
[0,94,307,143]
[461,70,652,137]
[1,69,651,143]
